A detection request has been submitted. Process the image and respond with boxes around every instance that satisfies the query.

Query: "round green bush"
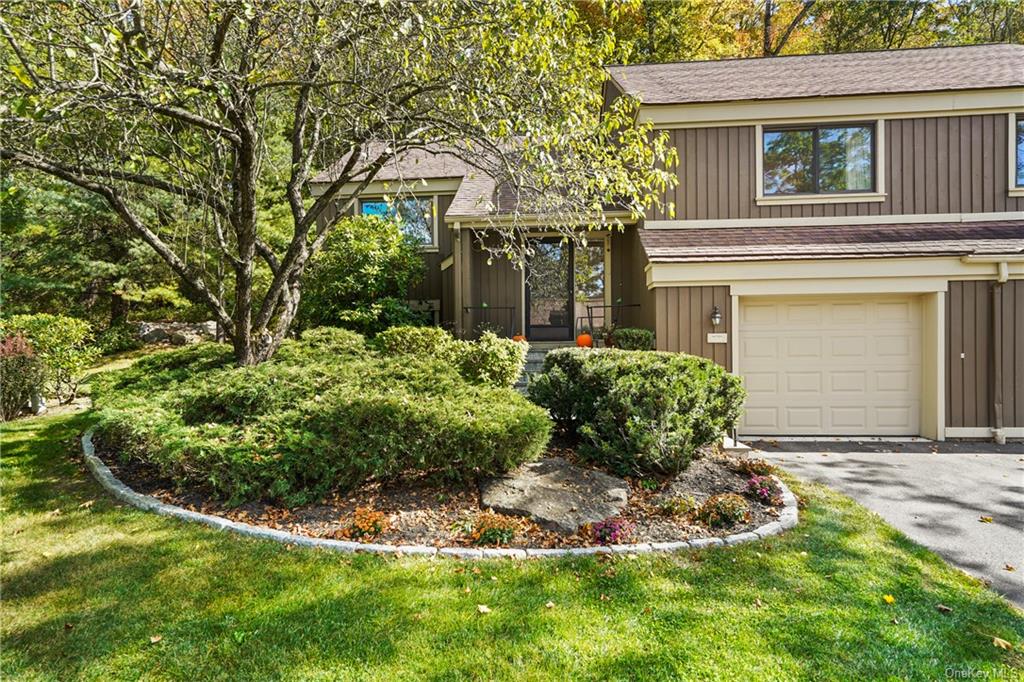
[528,348,745,476]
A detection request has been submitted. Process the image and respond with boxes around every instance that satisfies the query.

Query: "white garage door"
[738,295,922,436]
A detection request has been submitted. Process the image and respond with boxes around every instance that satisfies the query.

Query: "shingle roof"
[607,44,1024,105]
[640,221,1024,262]
[311,142,475,183]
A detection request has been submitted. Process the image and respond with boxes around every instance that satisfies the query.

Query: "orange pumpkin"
[576,333,593,348]
[512,334,526,343]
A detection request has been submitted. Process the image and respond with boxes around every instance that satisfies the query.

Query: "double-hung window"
[360,197,436,248]
[762,123,875,196]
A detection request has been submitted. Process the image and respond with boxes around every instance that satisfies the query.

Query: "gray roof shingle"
[311,142,475,184]
[607,44,1024,105]
[640,221,1024,262]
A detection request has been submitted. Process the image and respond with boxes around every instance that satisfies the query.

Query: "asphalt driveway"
[751,439,1024,608]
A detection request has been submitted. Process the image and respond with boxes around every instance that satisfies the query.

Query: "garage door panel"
[830,407,868,429]
[785,337,822,358]
[742,336,778,359]
[739,295,922,436]
[785,407,823,429]
[831,372,867,393]
[831,336,867,358]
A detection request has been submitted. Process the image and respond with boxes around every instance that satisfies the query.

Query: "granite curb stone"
[81,429,799,560]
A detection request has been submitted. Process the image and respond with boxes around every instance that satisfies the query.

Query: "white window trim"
[754,120,887,206]
[1009,112,1024,198]
[359,195,439,252]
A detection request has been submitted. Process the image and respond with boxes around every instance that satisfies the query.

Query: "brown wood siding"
[467,234,521,337]
[649,114,1024,221]
[654,286,732,370]
[611,226,656,331]
[946,280,1024,429]
[407,194,454,303]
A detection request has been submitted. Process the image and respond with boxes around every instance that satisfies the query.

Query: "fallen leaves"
[992,636,1013,651]
[883,594,895,604]
[476,604,491,614]
[78,500,94,509]
[149,635,162,644]
[979,516,994,523]
[1004,564,1016,572]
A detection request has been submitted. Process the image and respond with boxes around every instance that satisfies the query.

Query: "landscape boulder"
[480,457,629,534]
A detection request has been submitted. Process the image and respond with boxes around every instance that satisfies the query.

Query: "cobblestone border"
[82,429,798,558]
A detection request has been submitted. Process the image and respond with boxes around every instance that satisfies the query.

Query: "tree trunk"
[109,292,130,327]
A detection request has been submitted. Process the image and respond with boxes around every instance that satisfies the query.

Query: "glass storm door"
[526,238,573,341]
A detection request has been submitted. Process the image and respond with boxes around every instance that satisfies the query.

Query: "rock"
[137,321,217,345]
[479,457,629,534]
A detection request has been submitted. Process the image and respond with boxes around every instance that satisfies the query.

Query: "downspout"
[991,278,1004,444]
[991,261,1008,444]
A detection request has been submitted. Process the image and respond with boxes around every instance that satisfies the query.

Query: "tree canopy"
[1,0,674,364]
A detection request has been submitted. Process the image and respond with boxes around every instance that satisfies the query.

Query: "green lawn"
[2,410,1022,681]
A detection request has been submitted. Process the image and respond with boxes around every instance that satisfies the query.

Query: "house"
[311,43,1024,442]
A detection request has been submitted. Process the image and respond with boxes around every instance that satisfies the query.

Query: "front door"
[526,238,573,341]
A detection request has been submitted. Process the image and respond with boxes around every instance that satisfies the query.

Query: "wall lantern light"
[710,305,722,327]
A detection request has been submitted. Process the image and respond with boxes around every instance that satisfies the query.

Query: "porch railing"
[462,305,517,338]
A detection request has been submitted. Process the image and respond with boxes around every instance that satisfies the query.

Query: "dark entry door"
[526,238,573,341]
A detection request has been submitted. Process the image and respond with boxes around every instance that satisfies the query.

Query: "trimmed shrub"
[528,348,745,476]
[93,336,551,506]
[94,323,144,355]
[608,327,655,350]
[454,332,528,390]
[375,326,527,390]
[695,493,749,528]
[375,325,455,358]
[0,334,46,421]
[273,327,366,364]
[0,314,98,402]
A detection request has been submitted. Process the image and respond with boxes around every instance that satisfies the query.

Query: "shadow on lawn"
[3,414,1023,679]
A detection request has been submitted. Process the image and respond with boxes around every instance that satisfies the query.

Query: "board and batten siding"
[946,280,1024,429]
[648,114,1024,221]
[654,285,731,370]
[467,234,522,337]
[407,193,455,304]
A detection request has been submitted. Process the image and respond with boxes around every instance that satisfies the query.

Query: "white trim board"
[644,211,1024,230]
[945,427,1024,439]
[638,90,1024,128]
[646,256,1024,290]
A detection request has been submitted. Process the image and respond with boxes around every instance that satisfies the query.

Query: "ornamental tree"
[1,0,674,365]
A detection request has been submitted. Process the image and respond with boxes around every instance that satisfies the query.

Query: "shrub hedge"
[93,331,550,506]
[608,327,655,350]
[374,326,527,390]
[0,313,98,402]
[528,348,745,476]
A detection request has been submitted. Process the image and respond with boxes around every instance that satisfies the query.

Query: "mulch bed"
[93,438,784,550]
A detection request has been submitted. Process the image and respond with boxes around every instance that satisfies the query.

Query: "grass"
[2,409,1023,679]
